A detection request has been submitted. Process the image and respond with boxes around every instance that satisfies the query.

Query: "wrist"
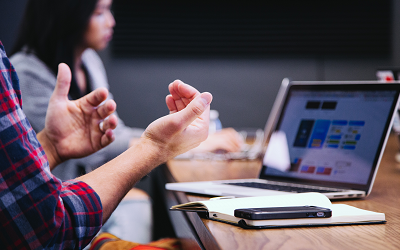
[132,137,171,166]
[36,129,62,169]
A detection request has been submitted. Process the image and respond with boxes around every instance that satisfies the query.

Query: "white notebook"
[170,193,386,229]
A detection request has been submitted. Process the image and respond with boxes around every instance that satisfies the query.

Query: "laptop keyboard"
[225,182,342,193]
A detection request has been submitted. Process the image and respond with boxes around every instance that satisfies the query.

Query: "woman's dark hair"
[11,0,98,98]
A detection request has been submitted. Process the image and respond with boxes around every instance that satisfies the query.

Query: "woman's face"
[83,0,115,51]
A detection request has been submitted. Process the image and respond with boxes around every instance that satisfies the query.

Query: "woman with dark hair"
[11,0,147,178]
[10,0,243,243]
[11,0,97,84]
[10,0,152,243]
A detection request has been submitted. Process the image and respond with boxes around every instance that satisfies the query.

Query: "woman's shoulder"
[11,50,42,68]
[10,50,56,86]
[82,48,103,67]
[10,50,53,77]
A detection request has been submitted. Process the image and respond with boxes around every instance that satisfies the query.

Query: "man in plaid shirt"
[0,41,213,249]
[0,40,118,249]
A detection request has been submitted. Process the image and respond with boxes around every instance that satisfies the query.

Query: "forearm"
[77,83,212,222]
[77,137,168,221]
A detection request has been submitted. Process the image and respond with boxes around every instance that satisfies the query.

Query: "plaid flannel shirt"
[0,42,103,249]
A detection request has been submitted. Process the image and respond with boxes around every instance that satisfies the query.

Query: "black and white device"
[234,206,332,220]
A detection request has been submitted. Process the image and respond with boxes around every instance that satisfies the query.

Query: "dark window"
[112,0,391,58]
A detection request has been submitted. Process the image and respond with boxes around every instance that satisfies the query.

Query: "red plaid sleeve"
[0,41,103,249]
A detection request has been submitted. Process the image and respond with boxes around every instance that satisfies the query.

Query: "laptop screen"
[260,82,400,191]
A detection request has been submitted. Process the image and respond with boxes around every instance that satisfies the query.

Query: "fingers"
[52,63,72,100]
[81,87,110,109]
[170,80,199,100]
[101,128,116,147]
[99,114,118,132]
[96,99,117,119]
[218,137,242,152]
[198,128,244,153]
[98,108,118,148]
[166,95,177,113]
[172,92,212,129]
[168,80,200,111]
[219,128,244,150]
[99,115,117,147]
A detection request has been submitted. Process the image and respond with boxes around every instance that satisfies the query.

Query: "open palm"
[44,63,118,162]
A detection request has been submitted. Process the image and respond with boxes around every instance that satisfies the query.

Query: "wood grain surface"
[167,134,400,250]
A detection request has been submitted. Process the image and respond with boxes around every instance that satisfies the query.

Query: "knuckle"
[191,104,204,116]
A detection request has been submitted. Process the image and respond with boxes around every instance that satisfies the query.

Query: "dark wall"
[98,51,393,130]
[2,1,400,130]
[0,0,27,52]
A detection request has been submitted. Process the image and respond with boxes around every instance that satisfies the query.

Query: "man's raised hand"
[38,63,118,168]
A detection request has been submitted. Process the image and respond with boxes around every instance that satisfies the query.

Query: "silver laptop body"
[166,79,400,199]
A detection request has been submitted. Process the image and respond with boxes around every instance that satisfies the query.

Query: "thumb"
[52,63,72,100]
[174,92,213,128]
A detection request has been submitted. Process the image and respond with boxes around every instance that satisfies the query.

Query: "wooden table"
[164,134,400,250]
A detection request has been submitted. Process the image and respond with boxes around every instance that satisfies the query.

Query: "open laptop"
[166,79,400,199]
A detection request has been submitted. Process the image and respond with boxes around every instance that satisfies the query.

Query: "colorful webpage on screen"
[263,89,397,185]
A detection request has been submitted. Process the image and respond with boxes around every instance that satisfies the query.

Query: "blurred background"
[1,0,400,130]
